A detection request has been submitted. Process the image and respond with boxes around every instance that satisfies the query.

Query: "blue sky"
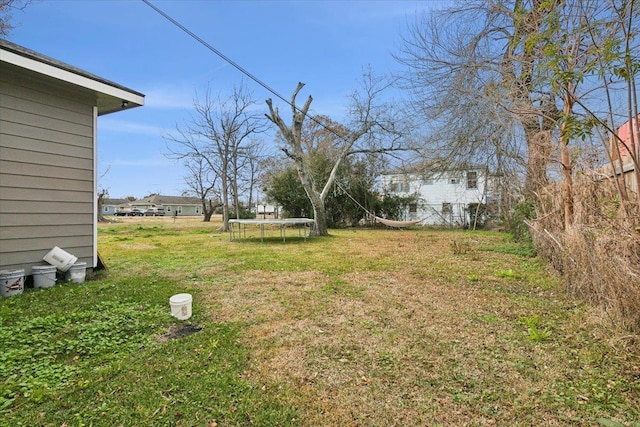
[7,0,444,199]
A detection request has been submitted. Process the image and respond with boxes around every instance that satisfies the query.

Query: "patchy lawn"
[1,217,638,426]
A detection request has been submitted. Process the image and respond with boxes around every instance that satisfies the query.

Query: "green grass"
[480,241,537,257]
[1,217,639,426]
[0,274,296,426]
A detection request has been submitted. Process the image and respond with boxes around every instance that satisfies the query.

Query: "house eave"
[0,39,144,115]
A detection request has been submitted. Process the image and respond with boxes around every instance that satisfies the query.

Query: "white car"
[144,207,166,216]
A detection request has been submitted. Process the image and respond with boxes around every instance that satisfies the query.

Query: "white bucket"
[32,265,57,289]
[43,246,78,272]
[169,293,193,320]
[65,262,87,284]
[1,269,25,297]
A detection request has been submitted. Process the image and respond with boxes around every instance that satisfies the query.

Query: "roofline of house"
[381,164,489,176]
[0,39,144,114]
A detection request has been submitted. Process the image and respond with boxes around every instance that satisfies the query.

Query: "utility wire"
[142,0,299,111]
[141,0,370,145]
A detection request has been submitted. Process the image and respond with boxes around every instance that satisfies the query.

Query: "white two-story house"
[379,163,489,227]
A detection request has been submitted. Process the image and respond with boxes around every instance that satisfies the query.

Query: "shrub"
[509,201,536,243]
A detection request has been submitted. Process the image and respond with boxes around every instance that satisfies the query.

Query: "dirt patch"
[156,323,203,343]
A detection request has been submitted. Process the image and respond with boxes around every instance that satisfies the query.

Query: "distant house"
[130,195,203,216]
[254,204,280,218]
[379,162,490,227]
[100,198,130,216]
[0,39,144,275]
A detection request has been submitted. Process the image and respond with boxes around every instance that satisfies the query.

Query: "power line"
[141,0,375,156]
[141,0,295,110]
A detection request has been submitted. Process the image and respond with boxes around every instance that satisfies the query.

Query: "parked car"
[144,207,165,216]
[127,209,145,216]
[113,210,129,216]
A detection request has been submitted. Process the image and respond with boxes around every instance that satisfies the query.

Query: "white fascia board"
[0,49,144,106]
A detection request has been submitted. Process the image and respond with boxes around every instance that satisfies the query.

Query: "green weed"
[495,269,520,279]
[521,315,551,342]
[480,242,536,257]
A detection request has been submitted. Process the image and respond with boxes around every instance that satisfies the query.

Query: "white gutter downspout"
[93,105,98,268]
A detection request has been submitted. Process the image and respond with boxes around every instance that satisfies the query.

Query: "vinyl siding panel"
[0,62,96,272]
[1,107,93,137]
[0,159,93,181]
[1,133,94,158]
[1,145,93,170]
[1,91,93,126]
[1,172,90,192]
[0,213,91,226]
[0,62,97,115]
[1,224,93,240]
[0,200,92,214]
[1,121,93,151]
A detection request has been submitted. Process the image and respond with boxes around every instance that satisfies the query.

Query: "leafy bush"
[466,203,487,229]
[509,201,536,242]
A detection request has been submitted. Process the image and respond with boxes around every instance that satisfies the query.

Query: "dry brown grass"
[162,228,635,426]
[532,176,640,344]
[97,219,640,425]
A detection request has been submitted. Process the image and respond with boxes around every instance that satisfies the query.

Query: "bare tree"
[0,0,31,36]
[183,155,221,222]
[97,166,111,222]
[227,137,264,220]
[166,83,267,229]
[396,0,562,200]
[230,138,264,216]
[396,0,640,227]
[265,72,406,236]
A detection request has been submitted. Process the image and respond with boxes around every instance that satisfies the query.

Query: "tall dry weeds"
[530,175,640,345]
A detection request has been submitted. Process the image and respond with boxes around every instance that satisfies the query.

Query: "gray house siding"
[162,205,201,216]
[101,198,129,215]
[131,195,203,217]
[0,62,95,274]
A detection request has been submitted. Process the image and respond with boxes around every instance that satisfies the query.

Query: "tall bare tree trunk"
[560,90,575,229]
[523,127,553,199]
[221,167,230,231]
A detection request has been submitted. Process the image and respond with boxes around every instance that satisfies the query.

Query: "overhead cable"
[142,0,371,149]
[142,0,296,109]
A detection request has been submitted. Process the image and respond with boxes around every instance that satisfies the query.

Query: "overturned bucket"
[169,293,193,320]
[1,269,25,297]
[32,265,57,289]
[43,246,77,272]
[65,262,87,284]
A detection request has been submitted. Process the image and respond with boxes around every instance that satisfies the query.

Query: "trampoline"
[228,218,315,242]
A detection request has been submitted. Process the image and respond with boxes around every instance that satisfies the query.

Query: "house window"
[389,182,409,192]
[166,206,172,212]
[196,206,200,214]
[467,171,478,189]
[409,203,417,213]
[103,206,109,213]
[177,206,183,214]
[442,203,452,214]
[421,173,433,184]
